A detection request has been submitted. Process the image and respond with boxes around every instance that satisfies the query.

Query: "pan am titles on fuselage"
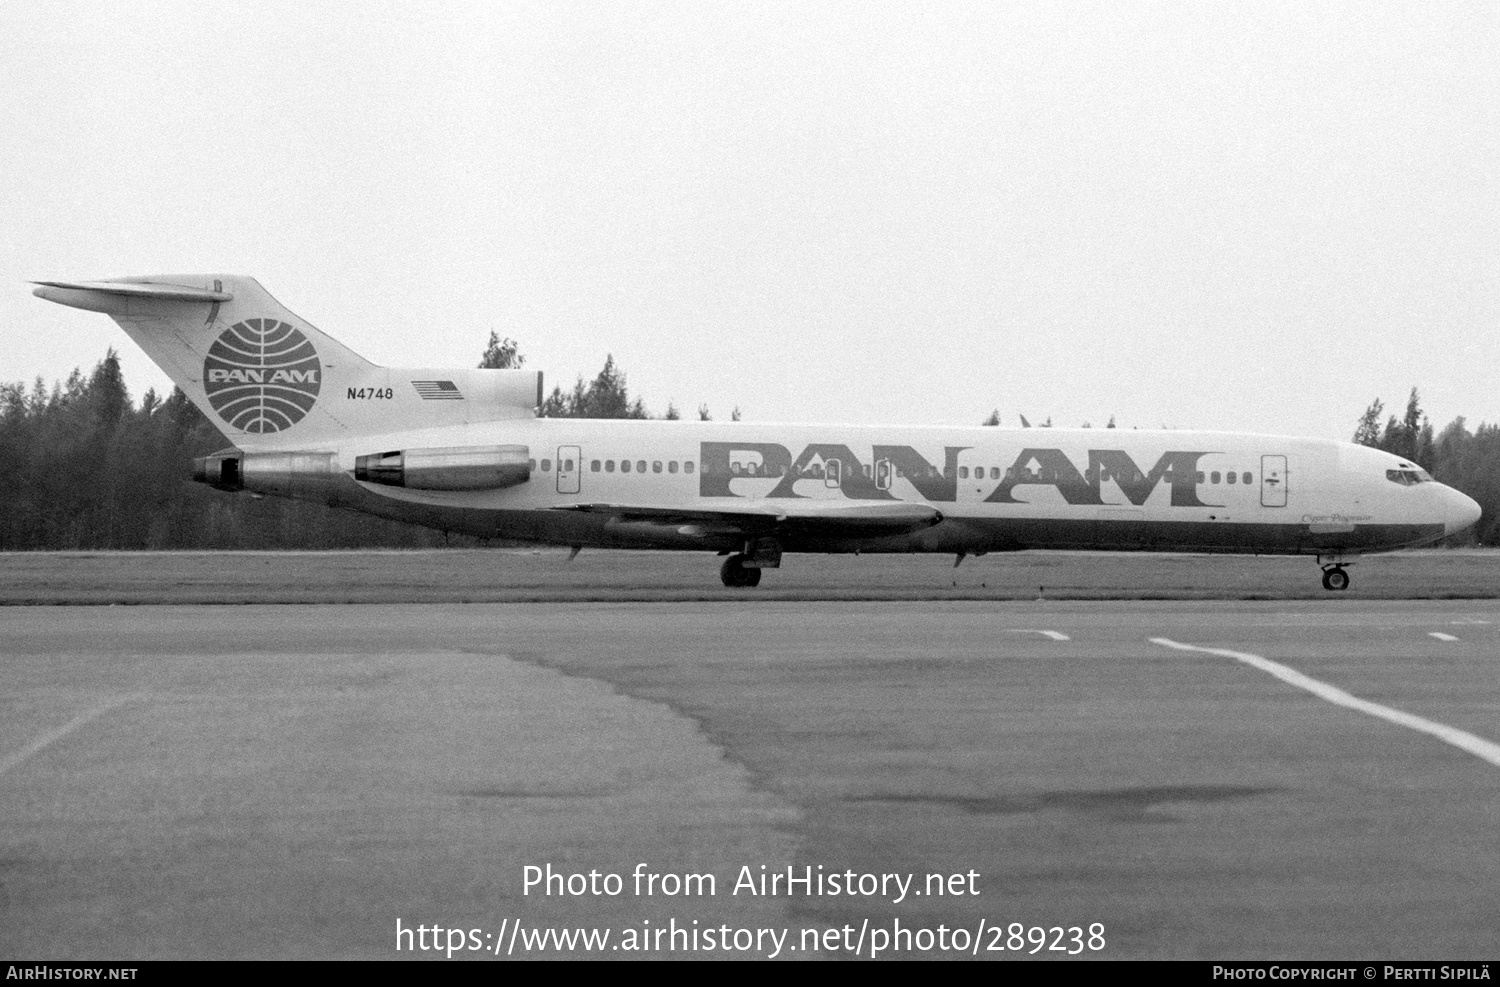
[32,275,1482,590]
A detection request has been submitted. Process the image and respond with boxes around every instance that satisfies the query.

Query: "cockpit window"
[1386,468,1431,486]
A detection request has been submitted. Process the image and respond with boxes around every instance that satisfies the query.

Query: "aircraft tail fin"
[33,275,542,449]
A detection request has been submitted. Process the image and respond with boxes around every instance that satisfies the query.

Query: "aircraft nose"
[1442,486,1482,537]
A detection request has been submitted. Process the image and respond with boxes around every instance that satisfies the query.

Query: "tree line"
[1352,389,1500,545]
[481,333,738,422]
[0,353,446,550]
[0,343,732,549]
[0,343,1494,548]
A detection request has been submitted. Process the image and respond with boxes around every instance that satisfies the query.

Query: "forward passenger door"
[1260,455,1287,507]
[557,446,581,494]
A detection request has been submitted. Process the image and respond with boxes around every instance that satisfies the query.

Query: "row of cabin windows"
[528,458,697,475]
[721,462,1257,485]
[527,457,1254,486]
[956,466,1256,485]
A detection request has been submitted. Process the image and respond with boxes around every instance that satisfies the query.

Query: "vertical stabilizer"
[34,275,541,449]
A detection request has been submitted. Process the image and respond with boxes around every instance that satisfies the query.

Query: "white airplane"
[33,275,1481,591]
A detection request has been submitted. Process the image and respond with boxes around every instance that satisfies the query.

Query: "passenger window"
[1196,471,1205,483]
[653,461,662,473]
[1226,471,1236,484]
[1211,471,1221,484]
[605,460,615,473]
[668,461,678,474]
[684,462,695,474]
[959,467,969,479]
[636,460,646,473]
[621,460,631,473]
[1242,472,1252,485]
[541,459,551,472]
[528,458,537,470]
[591,460,601,472]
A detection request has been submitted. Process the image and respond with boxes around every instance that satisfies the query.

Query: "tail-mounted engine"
[195,445,532,496]
[354,446,530,491]
[193,449,342,499]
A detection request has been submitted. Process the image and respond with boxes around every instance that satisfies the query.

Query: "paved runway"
[2,548,1497,603]
[3,600,1498,959]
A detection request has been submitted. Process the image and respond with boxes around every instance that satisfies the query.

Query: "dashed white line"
[1429,632,1460,642]
[0,694,146,777]
[1149,638,1500,769]
[1007,630,1070,641]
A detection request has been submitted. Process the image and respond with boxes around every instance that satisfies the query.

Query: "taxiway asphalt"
[2,600,1498,959]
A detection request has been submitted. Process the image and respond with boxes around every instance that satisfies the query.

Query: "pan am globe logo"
[202,319,322,433]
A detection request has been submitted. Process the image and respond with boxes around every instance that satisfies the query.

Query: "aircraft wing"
[552,500,942,538]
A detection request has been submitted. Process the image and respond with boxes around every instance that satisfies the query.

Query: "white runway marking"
[1150,639,1500,769]
[1007,629,1070,641]
[1429,632,1460,642]
[0,694,145,777]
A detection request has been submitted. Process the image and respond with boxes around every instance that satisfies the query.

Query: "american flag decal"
[412,380,463,400]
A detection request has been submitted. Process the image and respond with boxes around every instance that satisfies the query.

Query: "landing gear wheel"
[720,554,761,588]
[1321,566,1349,592]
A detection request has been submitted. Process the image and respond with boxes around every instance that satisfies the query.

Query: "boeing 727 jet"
[33,275,1481,590]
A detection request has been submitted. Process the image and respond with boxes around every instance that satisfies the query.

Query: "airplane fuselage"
[215,417,1468,560]
[34,273,1482,590]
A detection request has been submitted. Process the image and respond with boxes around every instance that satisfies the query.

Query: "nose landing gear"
[1320,565,1350,592]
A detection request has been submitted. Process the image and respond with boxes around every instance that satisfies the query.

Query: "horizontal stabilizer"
[32,279,233,310]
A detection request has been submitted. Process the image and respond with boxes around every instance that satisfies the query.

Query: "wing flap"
[553,500,942,537]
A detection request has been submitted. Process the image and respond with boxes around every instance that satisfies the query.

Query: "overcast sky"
[2,1,1495,440]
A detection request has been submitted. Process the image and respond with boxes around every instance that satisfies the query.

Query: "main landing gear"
[1320,565,1350,592]
[719,538,781,588]
[720,554,762,588]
